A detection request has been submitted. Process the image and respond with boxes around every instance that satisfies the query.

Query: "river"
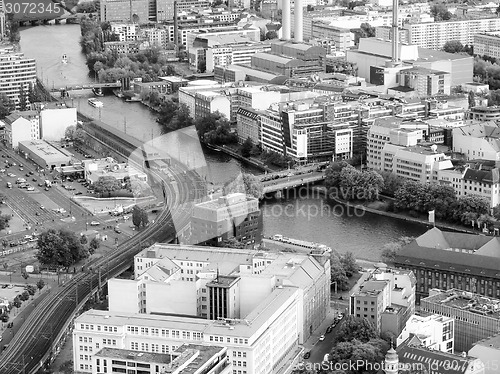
[20,24,428,261]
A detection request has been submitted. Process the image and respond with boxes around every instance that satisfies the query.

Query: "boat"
[88,98,103,108]
[62,54,68,64]
[92,87,104,97]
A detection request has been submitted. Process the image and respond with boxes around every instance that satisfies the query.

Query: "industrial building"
[18,140,72,170]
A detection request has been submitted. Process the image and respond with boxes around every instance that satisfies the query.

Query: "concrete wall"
[146,280,198,315]
[108,278,140,313]
[40,107,77,141]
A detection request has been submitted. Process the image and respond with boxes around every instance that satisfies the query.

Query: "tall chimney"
[294,0,303,42]
[173,0,179,46]
[391,0,399,63]
[282,0,291,40]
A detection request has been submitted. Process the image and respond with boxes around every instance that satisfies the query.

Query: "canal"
[20,24,428,261]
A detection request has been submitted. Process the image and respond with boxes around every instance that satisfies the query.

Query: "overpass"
[262,172,325,195]
[50,81,122,93]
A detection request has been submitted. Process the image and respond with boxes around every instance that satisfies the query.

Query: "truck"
[44,180,52,187]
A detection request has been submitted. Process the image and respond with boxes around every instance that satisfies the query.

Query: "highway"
[0,149,206,373]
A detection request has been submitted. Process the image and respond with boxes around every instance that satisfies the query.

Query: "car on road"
[303,351,311,359]
[319,335,325,341]
[27,186,35,191]
[90,221,100,226]
[32,178,37,182]
[40,205,44,210]
[7,173,15,177]
[114,227,121,233]
[29,171,34,175]
[38,183,44,187]
[45,187,49,191]
[0,169,5,173]
[326,326,333,333]
[19,167,23,171]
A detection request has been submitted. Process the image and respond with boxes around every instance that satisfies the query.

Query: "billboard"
[370,66,385,85]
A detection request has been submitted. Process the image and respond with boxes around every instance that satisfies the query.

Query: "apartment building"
[397,314,455,353]
[110,23,141,41]
[394,228,500,303]
[104,40,150,55]
[374,26,410,44]
[0,52,36,108]
[421,288,500,352]
[396,336,484,374]
[452,122,500,161]
[1,111,40,148]
[236,107,262,144]
[470,107,500,122]
[469,335,500,374]
[474,32,500,59]
[190,193,261,247]
[99,0,150,23]
[142,28,169,47]
[403,17,500,50]
[311,23,353,52]
[349,268,416,335]
[73,244,331,373]
[396,67,451,97]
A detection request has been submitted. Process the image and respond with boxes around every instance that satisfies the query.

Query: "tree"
[265,30,278,40]
[381,236,414,263]
[325,161,351,191]
[94,176,122,197]
[0,214,11,230]
[430,3,453,21]
[12,297,21,308]
[359,23,375,37]
[340,252,358,277]
[338,165,384,201]
[468,90,476,109]
[0,93,15,119]
[329,339,387,374]
[36,229,89,268]
[25,284,36,296]
[335,315,378,343]
[377,171,404,197]
[195,111,237,145]
[89,237,100,254]
[224,173,263,199]
[36,279,45,291]
[19,291,30,301]
[157,100,179,133]
[7,17,20,44]
[65,125,77,140]
[132,205,148,228]
[59,360,74,374]
[331,254,349,291]
[241,137,254,158]
[221,237,247,249]
[453,195,490,225]
[18,85,28,111]
[169,103,194,131]
[443,40,464,54]
[80,235,88,245]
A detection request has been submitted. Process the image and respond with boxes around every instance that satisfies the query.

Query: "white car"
[319,335,325,341]
[90,221,100,226]
[26,186,35,191]
[7,173,16,177]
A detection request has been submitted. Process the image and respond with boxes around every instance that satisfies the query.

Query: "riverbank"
[311,186,477,234]
[204,143,274,173]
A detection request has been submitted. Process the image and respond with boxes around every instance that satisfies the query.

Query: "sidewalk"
[302,305,344,351]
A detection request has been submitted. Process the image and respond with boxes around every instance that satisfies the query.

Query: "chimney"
[282,0,291,40]
[391,0,399,63]
[173,1,179,46]
[294,0,304,42]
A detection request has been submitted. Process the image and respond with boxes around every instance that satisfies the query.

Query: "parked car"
[303,351,311,359]
[90,221,100,226]
[319,335,325,341]
[114,227,121,233]
[326,326,333,333]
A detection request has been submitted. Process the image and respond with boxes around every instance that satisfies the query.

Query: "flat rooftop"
[172,345,226,374]
[18,140,71,162]
[423,289,500,320]
[95,347,172,364]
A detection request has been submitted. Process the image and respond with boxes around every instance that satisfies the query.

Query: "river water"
[20,24,428,261]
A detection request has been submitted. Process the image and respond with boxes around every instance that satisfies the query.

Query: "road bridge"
[262,172,325,195]
[50,81,122,93]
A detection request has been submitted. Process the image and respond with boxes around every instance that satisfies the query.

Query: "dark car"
[32,178,37,182]
[303,351,311,359]
[38,183,44,187]
[326,326,333,333]
[7,322,13,328]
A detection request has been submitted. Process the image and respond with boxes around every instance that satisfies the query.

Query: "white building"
[143,28,169,48]
[1,111,40,148]
[205,39,272,73]
[74,243,331,374]
[0,51,36,108]
[397,314,455,353]
[452,122,500,161]
[403,17,500,50]
[110,23,141,41]
[39,103,77,141]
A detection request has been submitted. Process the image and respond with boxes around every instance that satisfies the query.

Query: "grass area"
[0,203,26,236]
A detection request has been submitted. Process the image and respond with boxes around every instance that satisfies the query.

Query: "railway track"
[0,143,206,373]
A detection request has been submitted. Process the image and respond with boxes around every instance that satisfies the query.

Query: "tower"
[282,0,291,40]
[391,0,399,64]
[294,0,304,42]
[384,345,399,374]
[173,0,179,46]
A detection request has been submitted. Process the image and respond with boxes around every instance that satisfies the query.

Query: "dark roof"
[463,168,500,184]
[389,86,415,93]
[395,241,500,278]
[397,338,475,374]
[236,107,263,119]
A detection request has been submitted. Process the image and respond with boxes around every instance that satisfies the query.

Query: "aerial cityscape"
[1,0,500,373]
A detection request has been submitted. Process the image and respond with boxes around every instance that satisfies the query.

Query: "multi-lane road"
[0,145,207,373]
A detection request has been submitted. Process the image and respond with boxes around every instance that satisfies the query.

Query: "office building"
[311,23,353,52]
[421,289,500,352]
[469,335,500,374]
[394,227,500,303]
[18,140,72,170]
[104,40,150,55]
[1,111,39,149]
[403,17,500,50]
[110,23,141,41]
[91,344,231,374]
[395,336,484,374]
[250,52,324,78]
[349,268,415,335]
[397,314,455,353]
[470,107,500,122]
[0,51,36,108]
[474,32,500,59]
[190,193,261,247]
[395,67,451,97]
[99,0,149,23]
[73,244,331,373]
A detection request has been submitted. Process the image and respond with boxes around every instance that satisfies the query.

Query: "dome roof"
[385,347,398,363]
